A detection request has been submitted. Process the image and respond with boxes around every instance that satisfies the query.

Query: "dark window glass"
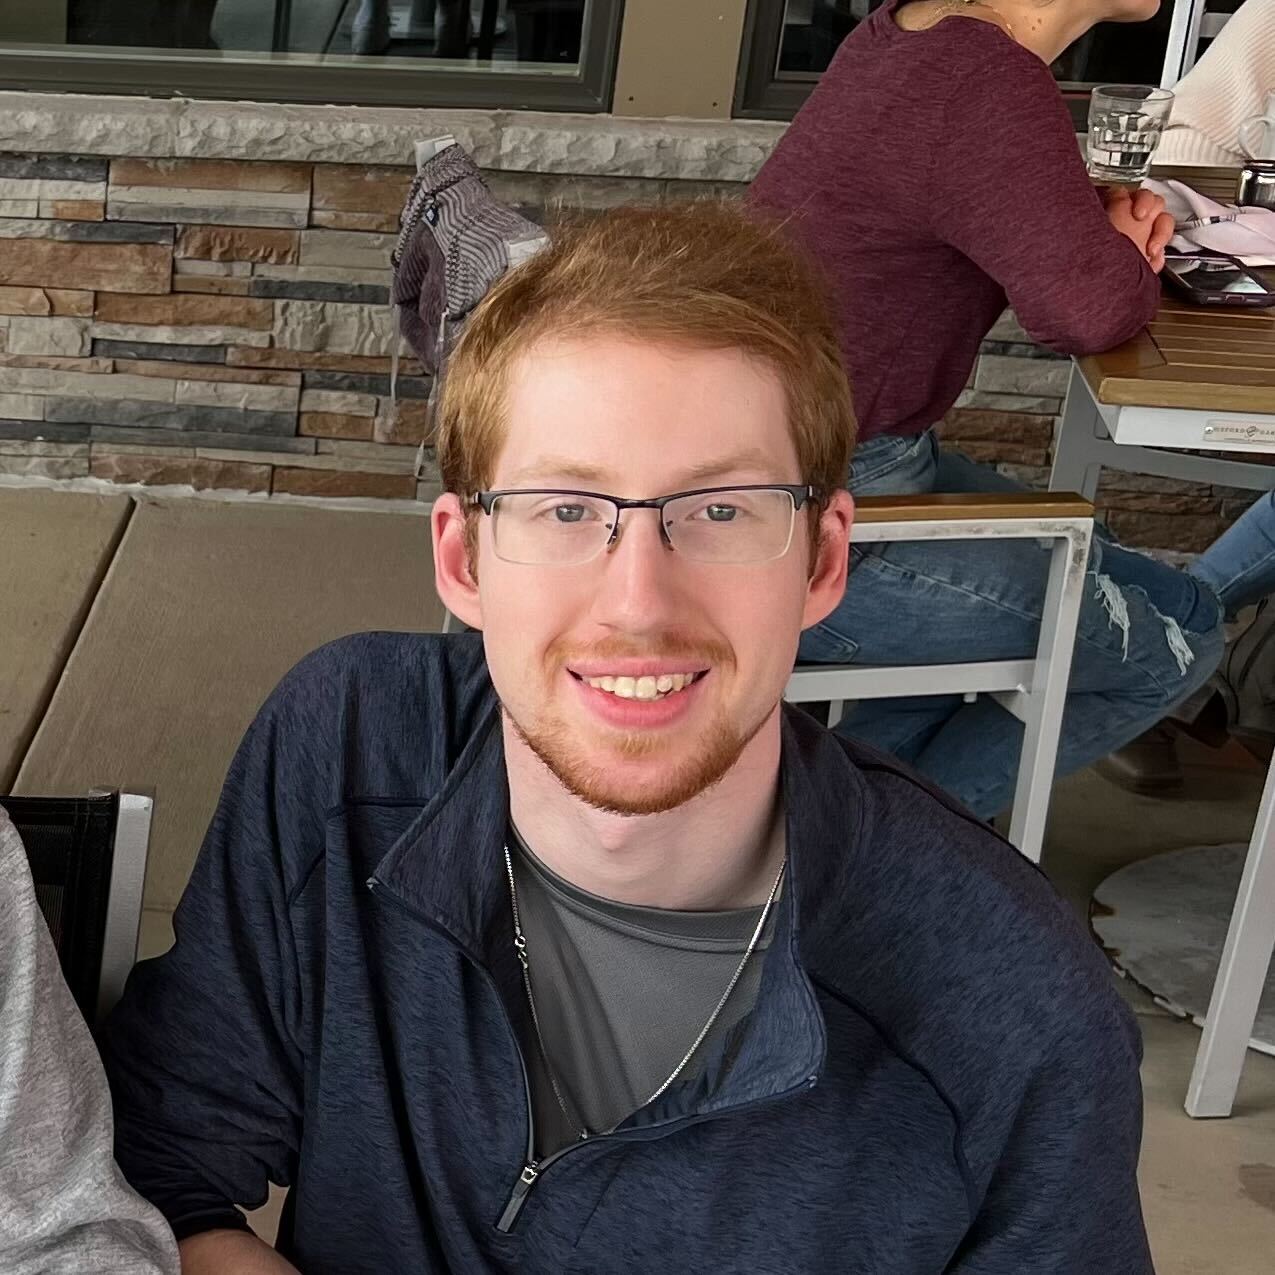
[0,0,620,111]
[775,0,888,77]
[19,0,583,64]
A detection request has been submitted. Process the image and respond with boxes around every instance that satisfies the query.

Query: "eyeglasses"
[471,484,818,566]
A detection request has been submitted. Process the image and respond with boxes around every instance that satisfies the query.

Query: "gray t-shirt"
[508,828,779,1159]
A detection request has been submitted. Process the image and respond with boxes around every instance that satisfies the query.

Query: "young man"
[102,202,1153,1273]
[0,808,179,1275]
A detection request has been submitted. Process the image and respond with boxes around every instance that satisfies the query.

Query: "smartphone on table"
[1160,253,1275,309]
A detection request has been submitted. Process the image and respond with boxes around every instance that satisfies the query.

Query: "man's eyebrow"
[676,449,779,485]
[501,449,781,489]
[503,457,609,486]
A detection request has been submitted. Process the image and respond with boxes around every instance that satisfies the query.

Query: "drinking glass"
[1087,85,1175,183]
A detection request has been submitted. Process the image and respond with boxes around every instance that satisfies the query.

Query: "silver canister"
[1237,161,1275,209]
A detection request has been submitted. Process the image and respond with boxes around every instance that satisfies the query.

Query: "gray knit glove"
[391,138,550,375]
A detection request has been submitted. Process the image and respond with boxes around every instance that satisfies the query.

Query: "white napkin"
[1141,178,1275,267]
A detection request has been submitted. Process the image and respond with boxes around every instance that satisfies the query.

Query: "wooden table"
[1078,280,1275,425]
[1049,166,1275,1119]
[1076,166,1275,453]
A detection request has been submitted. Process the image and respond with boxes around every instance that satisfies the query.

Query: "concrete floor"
[1044,755,1275,1274]
[6,484,1275,1270]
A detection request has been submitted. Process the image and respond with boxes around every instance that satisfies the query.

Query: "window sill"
[0,91,788,184]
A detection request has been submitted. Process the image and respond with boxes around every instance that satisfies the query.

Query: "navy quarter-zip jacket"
[101,632,1153,1273]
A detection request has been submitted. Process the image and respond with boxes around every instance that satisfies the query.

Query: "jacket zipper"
[494,1120,598,1232]
[368,876,820,1235]
[497,1071,822,1231]
[496,1162,539,1230]
[368,877,563,1232]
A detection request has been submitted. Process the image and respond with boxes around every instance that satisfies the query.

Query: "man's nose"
[589,508,687,631]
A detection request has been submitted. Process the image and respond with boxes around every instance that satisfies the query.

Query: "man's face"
[437,332,850,816]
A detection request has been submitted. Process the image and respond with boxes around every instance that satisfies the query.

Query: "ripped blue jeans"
[1190,489,1275,617]
[800,430,1226,818]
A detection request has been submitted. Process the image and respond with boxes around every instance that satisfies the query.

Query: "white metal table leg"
[1161,0,1204,87]
[1185,755,1275,1117]
[1050,365,1105,501]
[1007,524,1092,863]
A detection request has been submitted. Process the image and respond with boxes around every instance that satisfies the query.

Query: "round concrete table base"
[1092,843,1275,1057]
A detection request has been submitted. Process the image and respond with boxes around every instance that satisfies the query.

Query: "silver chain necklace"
[503,842,787,1142]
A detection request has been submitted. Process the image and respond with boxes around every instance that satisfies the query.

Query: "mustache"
[547,632,735,668]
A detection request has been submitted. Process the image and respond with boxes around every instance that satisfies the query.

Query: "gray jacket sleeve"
[0,807,180,1275]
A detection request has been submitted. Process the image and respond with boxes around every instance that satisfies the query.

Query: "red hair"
[436,200,855,511]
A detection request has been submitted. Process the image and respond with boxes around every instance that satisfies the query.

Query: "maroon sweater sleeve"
[928,47,1160,354]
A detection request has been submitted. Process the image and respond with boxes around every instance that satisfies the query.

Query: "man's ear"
[802,490,853,630]
[432,492,484,630]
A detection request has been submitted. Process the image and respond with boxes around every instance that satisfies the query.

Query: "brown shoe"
[1093,725,1184,794]
[1166,683,1231,749]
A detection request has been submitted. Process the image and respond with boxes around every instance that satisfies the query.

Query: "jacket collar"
[370,698,867,1110]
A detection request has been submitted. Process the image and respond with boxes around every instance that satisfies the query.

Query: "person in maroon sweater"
[749,0,1226,819]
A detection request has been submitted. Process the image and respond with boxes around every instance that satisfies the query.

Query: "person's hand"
[1105,187,1176,273]
[179,1230,301,1273]
[1145,210,1176,273]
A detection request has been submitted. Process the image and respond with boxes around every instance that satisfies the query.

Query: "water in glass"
[1087,86,1174,183]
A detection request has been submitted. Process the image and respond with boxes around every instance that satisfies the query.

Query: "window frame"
[734,0,812,120]
[0,0,625,113]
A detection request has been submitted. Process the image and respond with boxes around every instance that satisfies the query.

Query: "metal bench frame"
[0,789,153,1024]
[786,493,1094,864]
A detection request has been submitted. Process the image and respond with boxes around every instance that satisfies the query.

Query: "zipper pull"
[496,1162,539,1233]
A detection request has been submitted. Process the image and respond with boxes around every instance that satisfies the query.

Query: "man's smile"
[568,669,709,701]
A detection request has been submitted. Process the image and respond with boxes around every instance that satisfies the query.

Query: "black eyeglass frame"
[470,483,820,555]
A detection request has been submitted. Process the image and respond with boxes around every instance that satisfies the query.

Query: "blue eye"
[553,504,587,523]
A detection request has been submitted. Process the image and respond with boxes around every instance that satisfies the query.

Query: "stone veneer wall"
[0,96,1255,548]
[0,153,746,501]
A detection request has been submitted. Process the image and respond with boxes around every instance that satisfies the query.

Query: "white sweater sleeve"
[1156,0,1275,165]
[0,808,180,1275]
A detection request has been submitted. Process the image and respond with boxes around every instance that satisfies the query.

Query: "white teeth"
[581,671,700,699]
